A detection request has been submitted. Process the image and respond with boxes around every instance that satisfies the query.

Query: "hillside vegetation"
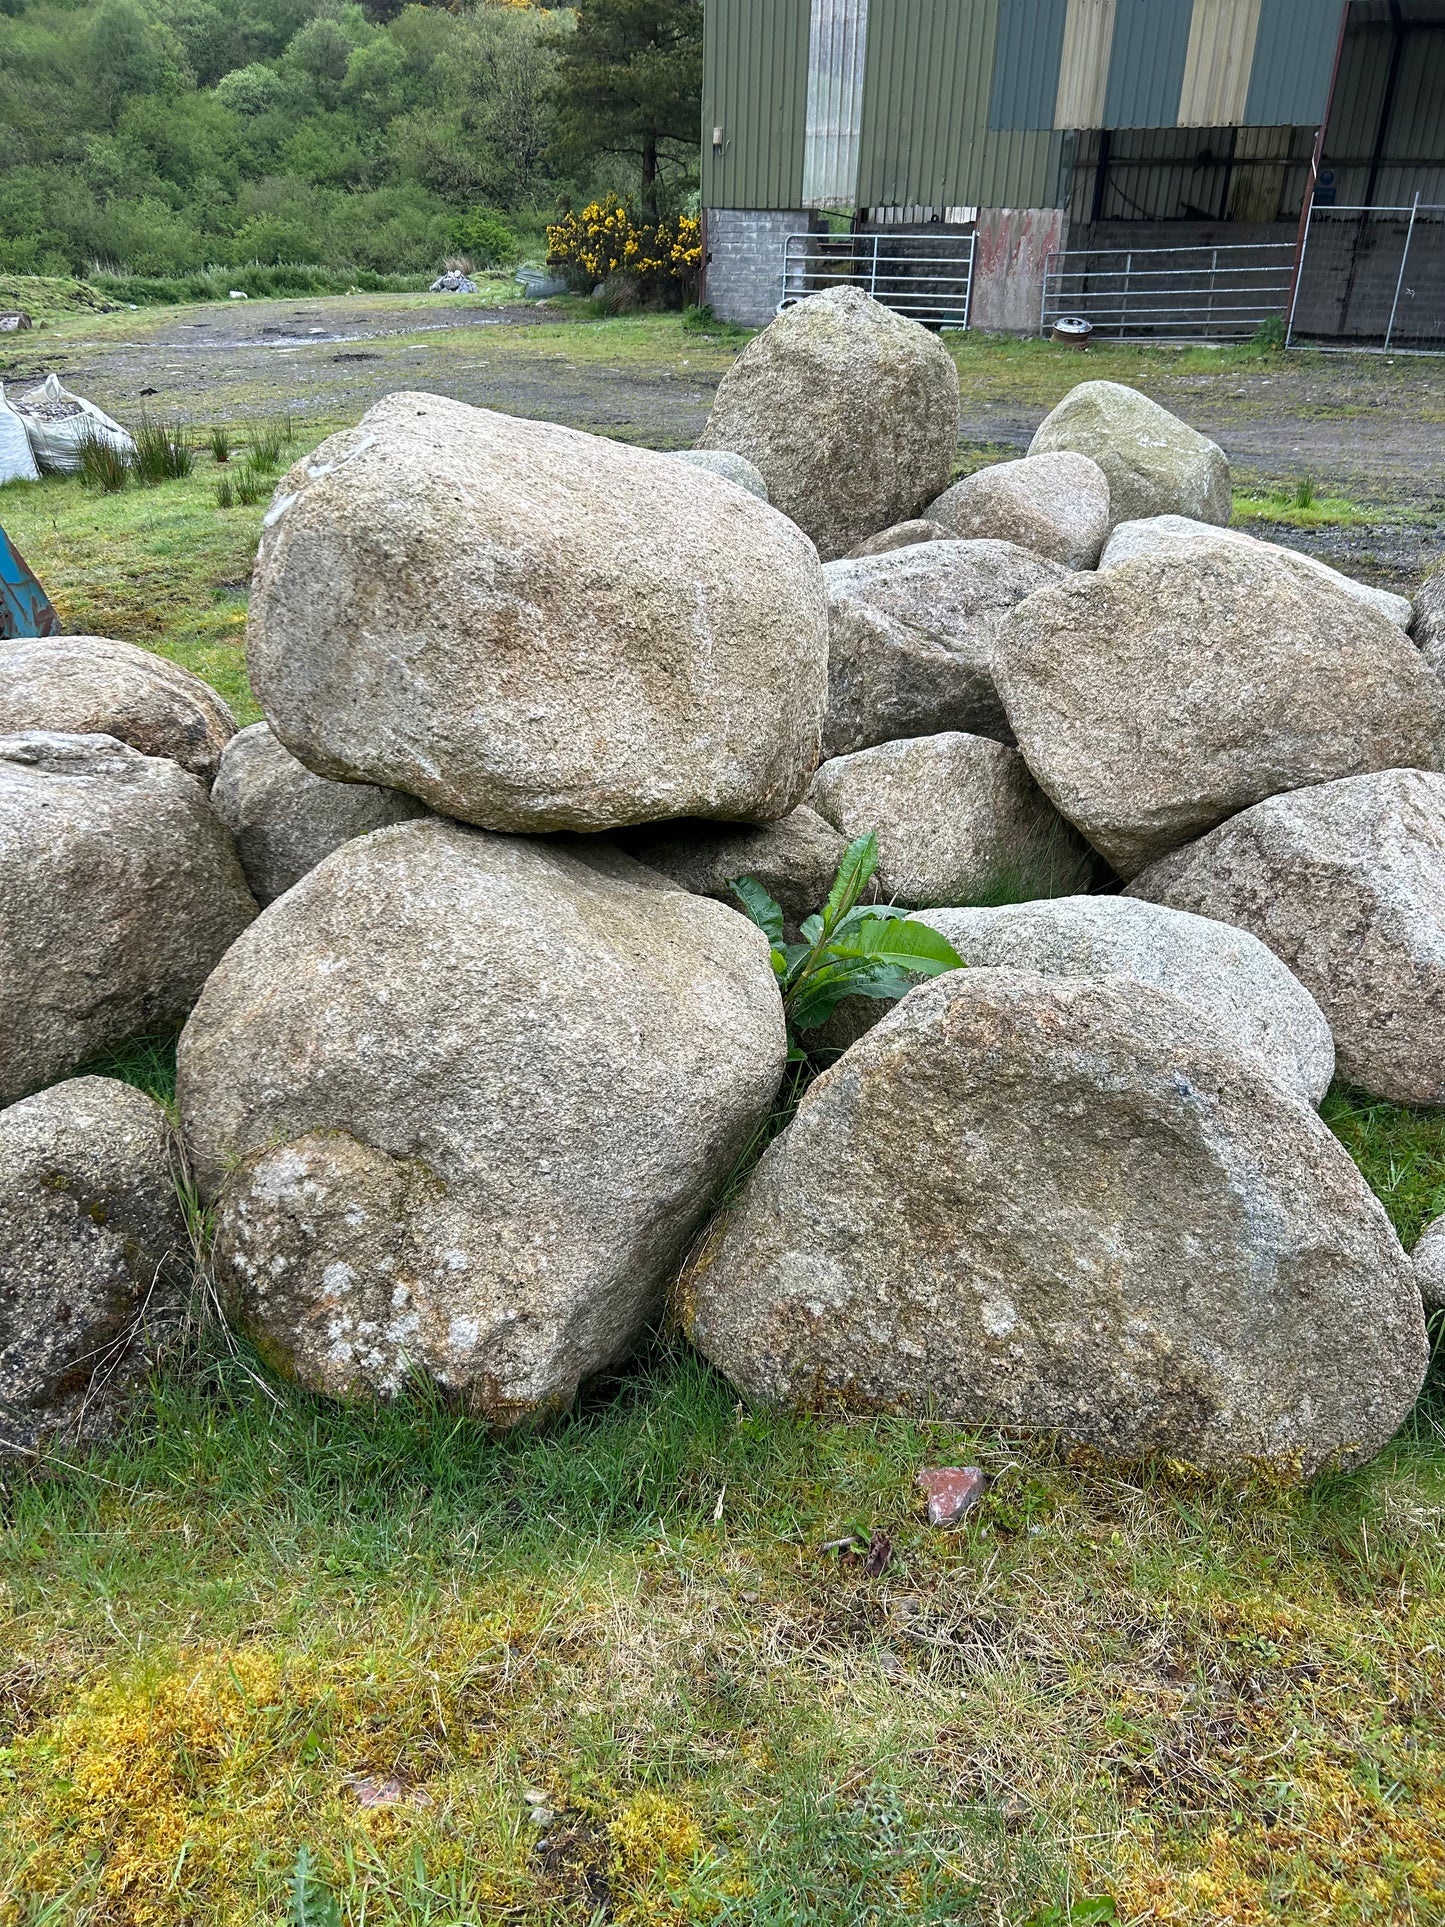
[0,0,572,282]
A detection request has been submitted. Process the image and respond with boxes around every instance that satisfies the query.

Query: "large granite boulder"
[806,731,1092,908]
[993,547,1445,878]
[1028,381,1231,528]
[0,634,236,785]
[1128,769,1445,1106]
[821,539,1063,760]
[176,820,785,1426]
[925,452,1110,569]
[670,448,768,500]
[1413,1216,1445,1311]
[0,733,258,1106]
[1414,564,1445,674]
[212,721,428,906]
[617,806,846,939]
[915,895,1334,1106]
[846,519,955,560]
[680,969,1426,1473]
[1100,516,1413,629]
[248,393,828,833]
[697,287,960,562]
[1,1077,188,1454]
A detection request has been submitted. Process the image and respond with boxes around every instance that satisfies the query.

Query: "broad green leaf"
[768,945,788,981]
[729,874,785,946]
[834,917,964,973]
[832,901,908,940]
[799,913,824,946]
[821,832,879,933]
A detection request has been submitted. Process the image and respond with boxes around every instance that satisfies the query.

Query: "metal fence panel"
[1040,241,1295,337]
[782,230,976,325]
[1287,198,1445,351]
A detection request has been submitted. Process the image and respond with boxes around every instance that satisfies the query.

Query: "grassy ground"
[4,356,1445,1926]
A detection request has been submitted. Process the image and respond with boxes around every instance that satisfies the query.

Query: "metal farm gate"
[1039,243,1297,340]
[1287,198,1445,352]
[781,229,977,327]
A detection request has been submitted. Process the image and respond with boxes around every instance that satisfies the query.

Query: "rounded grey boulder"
[845,519,956,560]
[0,732,258,1106]
[670,447,769,500]
[1,1076,188,1455]
[914,895,1335,1106]
[1415,564,1445,674]
[1028,381,1230,527]
[617,806,846,940]
[680,968,1426,1473]
[1128,768,1445,1107]
[1100,515,1414,629]
[1413,1216,1445,1310]
[806,731,1093,908]
[993,546,1445,878]
[212,721,428,906]
[0,633,236,785]
[925,452,1111,569]
[177,819,786,1427]
[248,393,828,833]
[821,538,1065,760]
[698,287,960,562]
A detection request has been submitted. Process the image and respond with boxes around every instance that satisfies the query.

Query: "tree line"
[0,0,702,283]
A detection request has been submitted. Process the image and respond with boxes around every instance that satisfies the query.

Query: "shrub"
[546,197,701,307]
[132,413,193,482]
[446,209,519,268]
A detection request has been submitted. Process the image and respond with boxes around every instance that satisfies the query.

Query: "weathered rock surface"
[821,539,1063,759]
[0,733,258,1106]
[0,633,236,784]
[698,287,960,561]
[680,969,1425,1473]
[845,519,955,559]
[1,1077,187,1454]
[248,392,828,833]
[915,894,1334,1106]
[1101,515,1414,628]
[925,452,1111,569]
[1028,381,1231,527]
[617,806,846,938]
[1415,564,1445,674]
[993,547,1445,878]
[1413,1215,1445,1310]
[806,731,1092,908]
[670,447,769,500]
[176,819,786,1425]
[1128,769,1445,1106]
[213,721,428,906]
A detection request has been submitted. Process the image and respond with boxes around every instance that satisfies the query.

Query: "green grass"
[1231,486,1399,530]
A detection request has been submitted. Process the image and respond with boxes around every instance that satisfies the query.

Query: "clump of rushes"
[77,423,129,493]
[247,425,284,472]
[214,473,234,509]
[133,413,193,483]
[731,831,962,1046]
[232,461,268,506]
[1293,475,1316,509]
[208,426,232,463]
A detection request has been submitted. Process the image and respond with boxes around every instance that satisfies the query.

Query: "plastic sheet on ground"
[7,374,135,474]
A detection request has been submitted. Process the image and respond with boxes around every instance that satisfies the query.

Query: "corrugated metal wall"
[1317,6,1445,204]
[856,0,1064,209]
[702,0,810,209]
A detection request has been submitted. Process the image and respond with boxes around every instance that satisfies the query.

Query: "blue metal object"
[0,524,59,639]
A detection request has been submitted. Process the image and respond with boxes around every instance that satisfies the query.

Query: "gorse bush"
[547,197,702,305]
[732,832,963,1042]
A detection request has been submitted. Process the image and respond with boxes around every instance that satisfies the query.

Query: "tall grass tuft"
[232,460,269,506]
[246,425,285,473]
[208,426,232,464]
[133,413,194,484]
[78,423,129,493]
[1293,475,1316,509]
[214,473,234,509]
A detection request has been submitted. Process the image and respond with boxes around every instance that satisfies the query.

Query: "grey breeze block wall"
[705,210,810,325]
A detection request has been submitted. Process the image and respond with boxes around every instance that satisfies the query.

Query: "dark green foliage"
[78,423,129,492]
[0,1,567,281]
[447,207,519,267]
[1321,1087,1445,1251]
[72,1031,179,1107]
[132,413,193,482]
[551,0,702,216]
[732,832,963,1039]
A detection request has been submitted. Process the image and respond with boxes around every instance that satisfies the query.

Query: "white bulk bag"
[9,374,135,474]
[0,388,40,486]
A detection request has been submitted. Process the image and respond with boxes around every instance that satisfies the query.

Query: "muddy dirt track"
[7,291,1444,583]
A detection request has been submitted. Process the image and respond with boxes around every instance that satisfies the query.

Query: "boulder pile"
[2,288,1439,1471]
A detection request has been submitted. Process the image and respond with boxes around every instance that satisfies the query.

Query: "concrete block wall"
[703,209,810,325]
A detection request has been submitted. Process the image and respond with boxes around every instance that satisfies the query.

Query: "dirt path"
[6,292,1442,584]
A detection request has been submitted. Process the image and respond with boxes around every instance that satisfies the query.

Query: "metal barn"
[700,0,1445,346]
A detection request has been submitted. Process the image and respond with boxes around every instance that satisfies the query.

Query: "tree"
[550,0,701,217]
